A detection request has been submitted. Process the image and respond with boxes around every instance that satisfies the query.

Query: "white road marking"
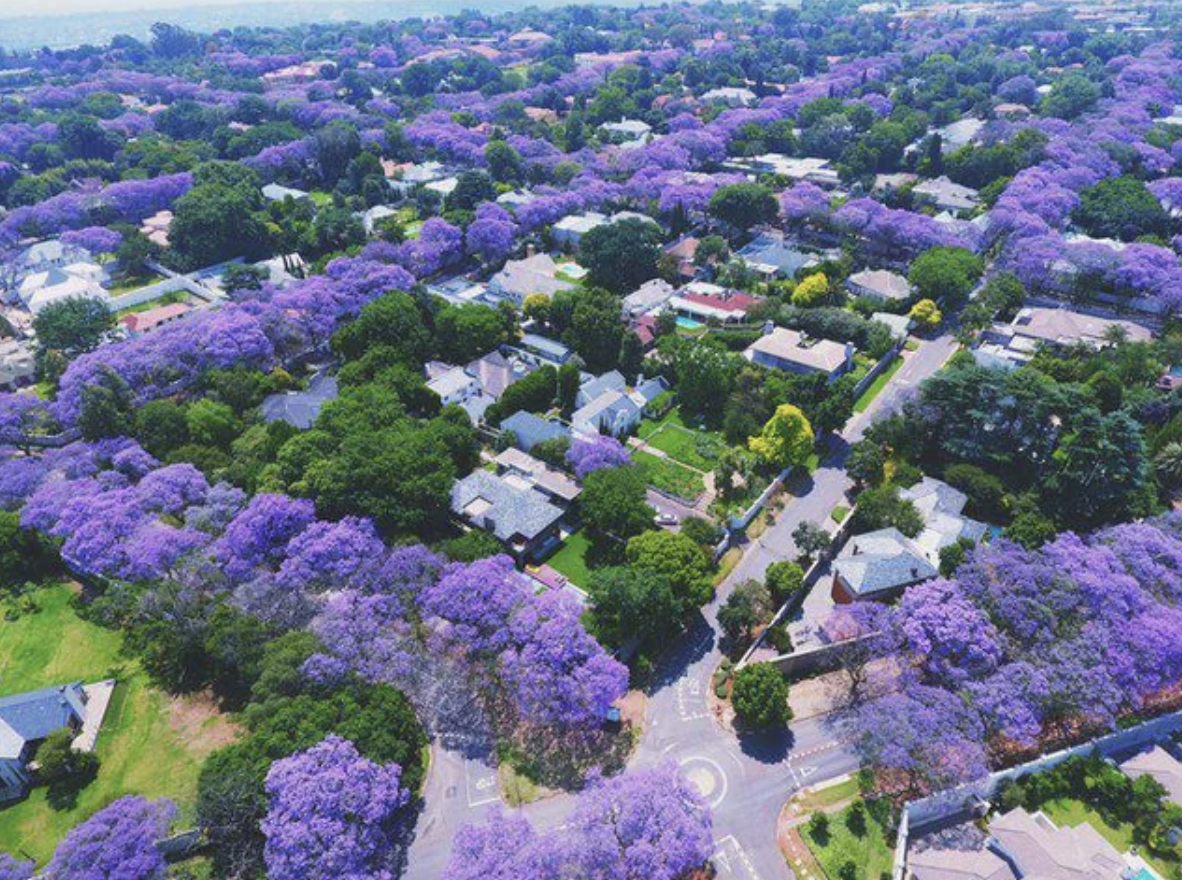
[464,760,500,808]
[713,834,762,880]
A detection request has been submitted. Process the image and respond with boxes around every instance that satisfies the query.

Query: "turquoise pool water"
[676,316,704,330]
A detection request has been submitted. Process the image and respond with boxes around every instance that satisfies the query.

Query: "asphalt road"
[403,332,958,880]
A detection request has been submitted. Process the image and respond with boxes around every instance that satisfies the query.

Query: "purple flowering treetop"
[263,735,410,880]
[46,796,176,880]
[0,855,33,880]
[444,763,713,880]
[214,493,317,583]
[565,435,631,478]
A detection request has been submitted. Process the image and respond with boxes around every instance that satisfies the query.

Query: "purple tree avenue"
[46,796,175,880]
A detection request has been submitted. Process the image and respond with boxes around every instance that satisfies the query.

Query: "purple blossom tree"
[46,796,175,880]
[263,735,410,880]
[565,436,631,478]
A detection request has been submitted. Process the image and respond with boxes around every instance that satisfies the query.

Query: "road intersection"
[405,332,959,879]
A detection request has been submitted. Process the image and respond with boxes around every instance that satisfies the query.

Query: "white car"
[655,512,679,526]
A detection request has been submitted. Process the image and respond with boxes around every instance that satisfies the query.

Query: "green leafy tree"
[749,404,814,471]
[581,466,653,543]
[708,183,778,233]
[731,663,791,728]
[586,566,681,650]
[851,484,924,537]
[566,288,625,372]
[578,218,662,294]
[907,246,983,310]
[625,530,713,610]
[485,140,523,183]
[765,560,805,606]
[37,728,100,810]
[1075,176,1171,242]
[718,580,772,644]
[134,399,190,458]
[331,291,430,363]
[33,297,114,354]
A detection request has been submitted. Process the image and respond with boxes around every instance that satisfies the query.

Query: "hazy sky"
[1,0,365,17]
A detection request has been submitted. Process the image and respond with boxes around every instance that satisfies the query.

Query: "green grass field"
[853,355,904,413]
[637,408,727,472]
[547,532,594,588]
[632,450,706,501]
[0,584,236,865]
[800,800,894,880]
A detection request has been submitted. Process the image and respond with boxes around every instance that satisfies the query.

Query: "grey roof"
[834,528,936,597]
[633,375,670,403]
[467,351,535,399]
[1120,745,1182,805]
[500,411,570,452]
[737,231,820,276]
[848,269,913,302]
[261,183,309,201]
[900,477,990,560]
[451,470,564,543]
[577,370,626,407]
[489,254,574,300]
[988,808,1125,880]
[571,390,641,435]
[908,846,1016,880]
[261,374,339,430]
[517,333,572,363]
[0,683,87,760]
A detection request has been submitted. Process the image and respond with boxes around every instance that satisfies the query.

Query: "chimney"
[844,341,855,364]
[910,566,919,578]
[763,320,775,336]
[526,243,537,258]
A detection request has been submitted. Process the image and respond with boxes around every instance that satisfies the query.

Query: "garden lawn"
[644,424,725,472]
[800,800,894,880]
[853,355,904,413]
[0,584,234,865]
[548,532,593,588]
[632,450,706,501]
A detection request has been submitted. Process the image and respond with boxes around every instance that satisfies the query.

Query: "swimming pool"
[676,316,704,330]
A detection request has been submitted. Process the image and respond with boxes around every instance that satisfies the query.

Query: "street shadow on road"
[645,613,715,697]
[735,725,794,764]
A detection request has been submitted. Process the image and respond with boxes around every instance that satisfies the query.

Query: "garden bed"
[632,450,705,502]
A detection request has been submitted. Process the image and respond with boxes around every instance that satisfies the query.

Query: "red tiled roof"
[680,290,761,313]
[120,302,190,333]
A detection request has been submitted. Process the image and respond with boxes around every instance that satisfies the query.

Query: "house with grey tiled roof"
[450,470,564,562]
[487,254,574,306]
[901,477,990,562]
[0,683,89,802]
[571,390,642,439]
[576,370,627,408]
[500,411,571,453]
[1119,745,1182,805]
[261,373,339,430]
[831,528,936,603]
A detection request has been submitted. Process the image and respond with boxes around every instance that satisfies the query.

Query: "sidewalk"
[73,679,116,753]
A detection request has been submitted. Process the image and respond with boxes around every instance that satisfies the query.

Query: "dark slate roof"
[500,411,570,452]
[737,231,817,275]
[261,373,339,430]
[0,683,87,759]
[451,470,563,543]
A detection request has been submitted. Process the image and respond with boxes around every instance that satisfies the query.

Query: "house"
[737,230,825,279]
[912,176,981,213]
[360,205,398,234]
[995,102,1032,119]
[600,118,652,144]
[577,370,627,408]
[974,307,1153,370]
[510,333,574,366]
[424,177,459,198]
[669,283,762,325]
[427,276,489,306]
[901,477,989,561]
[0,683,90,802]
[466,350,535,400]
[261,373,339,430]
[494,447,581,508]
[988,808,1127,880]
[0,340,36,389]
[1119,746,1182,805]
[664,237,700,279]
[18,266,111,315]
[832,528,937,603]
[723,154,842,188]
[140,209,173,248]
[908,845,1017,880]
[847,269,913,304]
[487,253,574,306]
[744,326,854,382]
[936,117,985,153]
[450,470,564,562]
[622,279,676,319]
[120,301,192,335]
[427,365,481,408]
[872,311,913,341]
[873,172,919,195]
[388,161,449,196]
[552,212,607,248]
[261,183,310,203]
[571,389,642,438]
[500,411,571,453]
[701,86,757,107]
[6,239,90,286]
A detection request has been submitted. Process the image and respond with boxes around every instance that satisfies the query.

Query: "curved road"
[405,332,958,880]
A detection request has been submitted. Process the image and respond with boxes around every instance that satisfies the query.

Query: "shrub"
[731,663,791,728]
